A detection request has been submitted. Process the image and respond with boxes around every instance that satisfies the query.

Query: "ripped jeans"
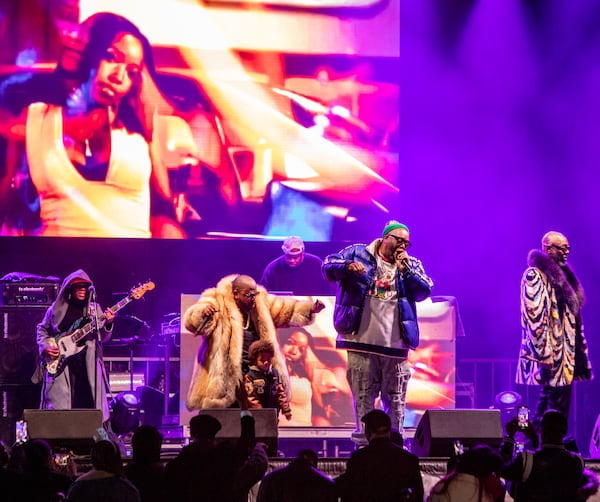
[347,351,411,437]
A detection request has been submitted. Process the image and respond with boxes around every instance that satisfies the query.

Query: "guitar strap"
[59,304,88,335]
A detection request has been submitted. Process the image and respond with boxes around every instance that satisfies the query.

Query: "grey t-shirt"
[356,254,407,353]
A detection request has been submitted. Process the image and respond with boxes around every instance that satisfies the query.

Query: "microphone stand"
[122,335,142,392]
[161,316,180,423]
[89,286,102,414]
[118,337,137,393]
[163,331,170,419]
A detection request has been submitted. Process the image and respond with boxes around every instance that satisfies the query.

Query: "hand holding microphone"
[395,250,411,273]
[202,304,217,318]
[195,304,217,334]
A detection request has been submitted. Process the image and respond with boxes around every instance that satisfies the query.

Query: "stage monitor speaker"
[411,409,504,457]
[23,409,103,454]
[195,408,278,456]
[0,306,46,385]
[138,386,164,428]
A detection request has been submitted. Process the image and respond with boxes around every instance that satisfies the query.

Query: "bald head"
[542,231,567,248]
[542,231,570,265]
[232,275,258,312]
[232,275,256,291]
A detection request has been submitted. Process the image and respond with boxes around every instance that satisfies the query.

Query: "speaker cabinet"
[411,409,504,457]
[195,408,278,456]
[23,409,103,454]
[0,306,47,385]
[0,385,41,446]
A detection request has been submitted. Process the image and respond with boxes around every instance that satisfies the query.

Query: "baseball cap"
[69,279,91,288]
[282,236,304,256]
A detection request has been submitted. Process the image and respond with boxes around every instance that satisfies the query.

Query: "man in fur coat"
[183,274,325,410]
[517,231,593,430]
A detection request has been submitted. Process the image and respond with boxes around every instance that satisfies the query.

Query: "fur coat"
[183,274,318,410]
[516,250,592,387]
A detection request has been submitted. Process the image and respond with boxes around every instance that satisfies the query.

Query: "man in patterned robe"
[517,231,592,431]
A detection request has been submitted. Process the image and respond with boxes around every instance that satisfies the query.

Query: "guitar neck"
[71,295,133,344]
[111,295,134,315]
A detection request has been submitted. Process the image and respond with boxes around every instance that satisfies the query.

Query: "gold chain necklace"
[243,314,250,330]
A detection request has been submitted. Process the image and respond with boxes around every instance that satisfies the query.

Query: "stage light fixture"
[110,391,141,434]
[495,390,522,409]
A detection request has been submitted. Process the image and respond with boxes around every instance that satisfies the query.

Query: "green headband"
[382,221,409,237]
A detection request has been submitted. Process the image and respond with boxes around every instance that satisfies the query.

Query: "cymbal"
[118,315,150,328]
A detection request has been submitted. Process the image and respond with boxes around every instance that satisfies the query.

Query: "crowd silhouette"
[2,407,599,502]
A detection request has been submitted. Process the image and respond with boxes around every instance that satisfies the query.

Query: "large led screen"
[0,0,399,241]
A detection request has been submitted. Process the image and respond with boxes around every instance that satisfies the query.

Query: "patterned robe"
[516,249,592,387]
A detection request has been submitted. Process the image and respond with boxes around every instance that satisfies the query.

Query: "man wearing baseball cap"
[260,236,331,295]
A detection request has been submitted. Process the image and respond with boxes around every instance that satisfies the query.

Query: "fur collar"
[528,249,584,313]
[366,238,383,257]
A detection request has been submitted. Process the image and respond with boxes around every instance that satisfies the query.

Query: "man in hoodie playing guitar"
[35,269,116,425]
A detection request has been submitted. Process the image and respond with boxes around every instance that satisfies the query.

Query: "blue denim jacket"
[322,239,433,353]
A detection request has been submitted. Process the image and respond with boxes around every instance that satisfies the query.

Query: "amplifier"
[2,283,58,305]
[161,320,180,336]
[0,306,46,384]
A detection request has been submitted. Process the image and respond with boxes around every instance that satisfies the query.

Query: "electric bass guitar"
[45,281,155,377]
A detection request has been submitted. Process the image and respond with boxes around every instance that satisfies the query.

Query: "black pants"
[533,384,572,431]
[68,348,95,409]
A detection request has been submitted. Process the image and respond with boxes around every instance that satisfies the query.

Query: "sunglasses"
[387,234,412,248]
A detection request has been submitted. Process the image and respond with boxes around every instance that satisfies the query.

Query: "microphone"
[195,311,216,335]
[400,257,412,272]
[88,285,95,292]
[394,250,411,272]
